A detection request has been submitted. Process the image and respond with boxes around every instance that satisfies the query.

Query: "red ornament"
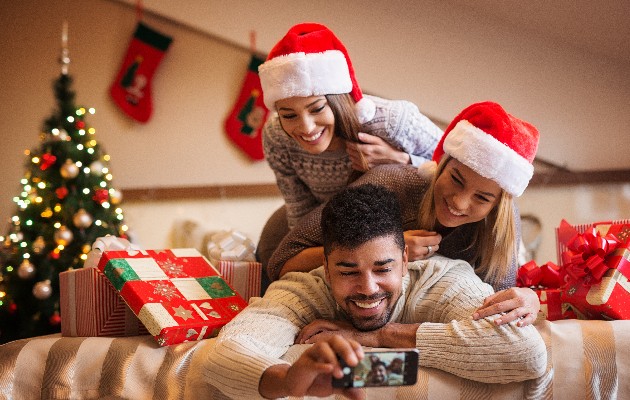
[8,302,18,314]
[49,312,62,326]
[76,120,86,129]
[56,186,69,199]
[40,153,57,170]
[92,189,109,204]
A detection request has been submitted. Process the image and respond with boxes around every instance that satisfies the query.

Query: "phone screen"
[333,349,419,388]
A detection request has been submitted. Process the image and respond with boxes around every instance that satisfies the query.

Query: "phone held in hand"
[332,348,419,388]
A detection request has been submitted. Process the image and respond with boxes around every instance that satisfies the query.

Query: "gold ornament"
[32,280,52,300]
[60,159,79,179]
[54,226,74,246]
[72,208,93,229]
[17,260,36,280]
[33,236,46,254]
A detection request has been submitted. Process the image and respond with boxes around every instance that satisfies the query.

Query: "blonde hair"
[418,155,517,284]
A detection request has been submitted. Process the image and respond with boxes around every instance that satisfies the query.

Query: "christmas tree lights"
[0,22,128,343]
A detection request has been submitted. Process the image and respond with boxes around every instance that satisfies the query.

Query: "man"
[206,184,547,399]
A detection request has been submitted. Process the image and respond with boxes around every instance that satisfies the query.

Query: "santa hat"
[432,101,539,197]
[258,22,376,123]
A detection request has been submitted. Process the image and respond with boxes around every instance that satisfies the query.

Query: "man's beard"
[345,292,394,332]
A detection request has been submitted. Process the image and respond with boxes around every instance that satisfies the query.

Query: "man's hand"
[345,133,410,172]
[404,230,442,261]
[473,287,540,327]
[259,335,365,400]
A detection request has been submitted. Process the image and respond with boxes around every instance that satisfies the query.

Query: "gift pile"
[517,219,630,321]
[60,237,248,346]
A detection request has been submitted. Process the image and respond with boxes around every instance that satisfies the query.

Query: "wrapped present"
[517,260,574,321]
[218,260,262,302]
[556,219,630,265]
[97,248,248,346]
[60,267,149,337]
[537,288,579,321]
[562,246,630,320]
[206,230,261,301]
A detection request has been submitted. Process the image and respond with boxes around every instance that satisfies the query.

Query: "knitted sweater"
[266,164,520,292]
[206,256,547,400]
[263,95,442,229]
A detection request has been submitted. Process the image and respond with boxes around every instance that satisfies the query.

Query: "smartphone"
[332,348,419,388]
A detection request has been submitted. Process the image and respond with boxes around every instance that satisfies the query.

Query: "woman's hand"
[473,287,540,327]
[404,230,442,261]
[345,133,410,171]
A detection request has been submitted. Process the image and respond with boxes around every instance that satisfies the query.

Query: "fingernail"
[495,319,501,325]
[472,313,479,319]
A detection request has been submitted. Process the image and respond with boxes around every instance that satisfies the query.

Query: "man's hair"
[322,184,405,256]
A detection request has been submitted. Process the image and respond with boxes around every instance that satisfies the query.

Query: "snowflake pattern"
[152,282,179,300]
[159,259,185,276]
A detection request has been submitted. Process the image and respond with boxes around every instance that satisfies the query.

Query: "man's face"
[324,235,408,332]
[371,364,388,384]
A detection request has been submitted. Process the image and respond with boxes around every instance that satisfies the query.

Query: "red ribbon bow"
[517,260,564,288]
[561,227,621,285]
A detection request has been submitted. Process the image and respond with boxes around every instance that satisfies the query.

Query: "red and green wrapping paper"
[97,248,248,346]
[60,267,148,337]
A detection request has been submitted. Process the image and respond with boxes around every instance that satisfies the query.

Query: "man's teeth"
[448,205,464,216]
[353,300,381,309]
[301,131,322,142]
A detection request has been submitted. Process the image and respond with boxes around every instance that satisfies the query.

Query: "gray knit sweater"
[263,95,442,229]
[205,256,547,399]
[266,164,520,292]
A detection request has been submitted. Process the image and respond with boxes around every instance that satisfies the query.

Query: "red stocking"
[110,22,172,123]
[224,55,269,161]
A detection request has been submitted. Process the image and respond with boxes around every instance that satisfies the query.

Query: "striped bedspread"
[1,319,628,400]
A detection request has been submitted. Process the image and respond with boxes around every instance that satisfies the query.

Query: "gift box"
[516,260,575,321]
[97,248,248,346]
[218,260,261,302]
[206,230,261,302]
[556,219,630,320]
[60,267,149,337]
[555,219,630,265]
[562,247,630,320]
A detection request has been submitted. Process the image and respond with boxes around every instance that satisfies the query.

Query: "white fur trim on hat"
[443,120,534,197]
[259,50,352,109]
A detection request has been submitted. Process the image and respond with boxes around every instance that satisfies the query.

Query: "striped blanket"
[1,319,628,399]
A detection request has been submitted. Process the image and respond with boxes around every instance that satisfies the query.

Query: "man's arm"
[297,259,547,384]
[204,272,340,399]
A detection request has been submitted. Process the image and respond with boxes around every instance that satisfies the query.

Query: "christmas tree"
[0,24,128,344]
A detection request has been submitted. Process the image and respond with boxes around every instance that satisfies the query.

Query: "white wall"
[1,0,629,265]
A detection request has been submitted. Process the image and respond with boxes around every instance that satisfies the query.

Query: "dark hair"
[322,184,405,256]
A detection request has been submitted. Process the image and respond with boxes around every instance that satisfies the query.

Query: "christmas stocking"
[110,22,172,123]
[224,55,269,160]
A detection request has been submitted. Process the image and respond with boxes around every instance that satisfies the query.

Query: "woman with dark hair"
[256,22,442,273]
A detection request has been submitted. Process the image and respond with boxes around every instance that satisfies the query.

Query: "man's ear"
[402,244,409,276]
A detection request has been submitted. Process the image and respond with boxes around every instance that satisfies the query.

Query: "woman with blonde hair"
[267,101,541,326]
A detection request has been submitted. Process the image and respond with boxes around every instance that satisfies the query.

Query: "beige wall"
[1,0,629,266]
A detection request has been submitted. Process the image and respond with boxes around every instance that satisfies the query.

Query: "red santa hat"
[432,101,539,197]
[258,22,376,123]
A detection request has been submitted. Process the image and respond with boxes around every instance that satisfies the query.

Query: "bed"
[1,318,628,399]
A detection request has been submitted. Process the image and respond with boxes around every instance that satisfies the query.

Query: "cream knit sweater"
[204,256,547,399]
